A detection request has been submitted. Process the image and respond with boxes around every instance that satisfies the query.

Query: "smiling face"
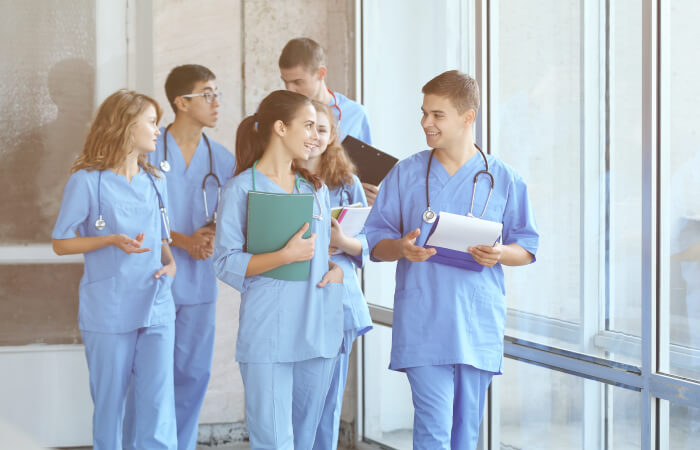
[277,103,319,161]
[308,108,332,160]
[420,94,475,151]
[177,79,220,128]
[131,104,161,154]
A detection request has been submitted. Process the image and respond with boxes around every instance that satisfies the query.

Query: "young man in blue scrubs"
[145,64,235,450]
[278,37,378,205]
[364,70,539,450]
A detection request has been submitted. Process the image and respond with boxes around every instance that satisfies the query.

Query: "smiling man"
[364,70,540,450]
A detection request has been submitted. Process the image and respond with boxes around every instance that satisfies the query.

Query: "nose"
[310,127,319,141]
[155,127,161,136]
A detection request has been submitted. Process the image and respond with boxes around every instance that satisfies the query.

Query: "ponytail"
[235,115,262,176]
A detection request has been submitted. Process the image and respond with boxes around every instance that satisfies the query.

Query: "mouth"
[304,142,316,153]
[425,130,440,138]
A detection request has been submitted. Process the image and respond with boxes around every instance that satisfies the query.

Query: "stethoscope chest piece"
[95,216,106,231]
[422,208,437,224]
[159,160,171,173]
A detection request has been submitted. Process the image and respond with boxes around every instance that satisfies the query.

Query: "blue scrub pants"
[405,364,493,450]
[239,357,337,450]
[81,323,176,450]
[312,342,352,450]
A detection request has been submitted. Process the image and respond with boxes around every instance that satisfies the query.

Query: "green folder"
[246,190,314,281]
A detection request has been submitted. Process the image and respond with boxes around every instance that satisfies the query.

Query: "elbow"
[52,240,66,256]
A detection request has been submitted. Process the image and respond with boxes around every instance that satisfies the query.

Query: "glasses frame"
[180,91,222,104]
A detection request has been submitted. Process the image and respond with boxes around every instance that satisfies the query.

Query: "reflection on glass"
[498,358,640,450]
[668,402,700,449]
[363,325,413,449]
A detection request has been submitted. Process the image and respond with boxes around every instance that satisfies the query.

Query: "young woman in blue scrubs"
[52,90,177,450]
[295,101,373,450]
[364,71,539,450]
[212,90,345,449]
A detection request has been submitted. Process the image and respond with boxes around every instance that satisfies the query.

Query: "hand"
[282,223,317,263]
[318,262,344,287]
[154,261,176,279]
[362,183,379,206]
[330,217,348,250]
[399,229,436,262]
[112,233,151,254]
[188,225,216,260]
[468,243,503,267]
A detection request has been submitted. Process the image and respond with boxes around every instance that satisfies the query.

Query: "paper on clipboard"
[425,212,503,252]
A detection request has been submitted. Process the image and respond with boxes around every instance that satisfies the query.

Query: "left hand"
[154,261,176,279]
[330,217,347,251]
[468,243,503,267]
[362,183,379,206]
[318,262,344,287]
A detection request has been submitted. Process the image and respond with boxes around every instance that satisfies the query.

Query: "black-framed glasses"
[181,91,222,104]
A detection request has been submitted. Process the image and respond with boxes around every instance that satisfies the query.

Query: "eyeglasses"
[181,91,222,104]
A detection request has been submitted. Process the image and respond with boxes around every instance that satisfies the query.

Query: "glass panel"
[498,358,640,450]
[363,325,413,449]
[668,402,700,449]
[662,0,700,381]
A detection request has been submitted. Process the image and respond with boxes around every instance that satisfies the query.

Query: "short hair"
[164,64,216,113]
[422,70,480,115]
[278,37,326,72]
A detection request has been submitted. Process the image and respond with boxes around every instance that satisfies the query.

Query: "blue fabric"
[364,150,539,373]
[52,168,175,333]
[239,357,337,450]
[149,129,236,306]
[312,348,350,450]
[82,323,177,450]
[331,91,372,145]
[406,364,493,450]
[213,167,344,362]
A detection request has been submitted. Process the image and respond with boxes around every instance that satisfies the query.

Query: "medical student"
[131,64,234,450]
[212,90,345,449]
[295,101,373,450]
[278,37,378,205]
[364,70,539,450]
[52,90,177,450]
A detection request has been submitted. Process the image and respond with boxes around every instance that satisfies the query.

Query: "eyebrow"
[281,76,302,83]
[421,107,446,114]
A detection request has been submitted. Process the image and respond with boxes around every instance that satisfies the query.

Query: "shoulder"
[67,168,96,187]
[334,92,368,115]
[485,154,525,186]
[394,150,431,173]
[225,167,253,193]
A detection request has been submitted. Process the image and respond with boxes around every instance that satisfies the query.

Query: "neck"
[114,151,141,181]
[434,135,477,171]
[316,82,332,104]
[168,115,204,148]
[294,155,321,176]
[257,143,295,181]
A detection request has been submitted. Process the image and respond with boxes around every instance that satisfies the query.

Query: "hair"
[421,70,480,115]
[278,37,326,72]
[71,89,162,176]
[235,90,322,189]
[164,64,216,113]
[311,101,357,189]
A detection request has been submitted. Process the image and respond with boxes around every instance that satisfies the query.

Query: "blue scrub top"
[328,174,373,352]
[331,91,372,145]
[52,168,175,333]
[149,128,236,305]
[364,150,539,373]
[212,168,344,363]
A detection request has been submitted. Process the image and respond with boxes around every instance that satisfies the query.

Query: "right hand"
[399,228,436,262]
[113,233,151,254]
[282,223,317,263]
[187,225,216,260]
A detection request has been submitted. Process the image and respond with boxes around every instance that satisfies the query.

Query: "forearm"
[371,238,403,262]
[338,236,363,257]
[52,235,114,256]
[161,242,175,266]
[499,243,534,266]
[245,249,293,277]
[170,231,190,250]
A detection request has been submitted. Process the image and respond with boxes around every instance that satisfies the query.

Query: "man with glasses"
[125,64,235,450]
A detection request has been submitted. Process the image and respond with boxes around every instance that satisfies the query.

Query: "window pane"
[668,401,700,449]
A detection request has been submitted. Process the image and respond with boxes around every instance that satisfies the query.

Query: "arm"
[53,233,150,256]
[330,217,362,256]
[154,241,176,278]
[171,225,216,260]
[468,243,534,267]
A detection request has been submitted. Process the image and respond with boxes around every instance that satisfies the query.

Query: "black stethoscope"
[328,89,342,122]
[422,145,495,224]
[94,169,172,243]
[159,125,222,224]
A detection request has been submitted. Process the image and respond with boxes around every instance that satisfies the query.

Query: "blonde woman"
[52,90,177,449]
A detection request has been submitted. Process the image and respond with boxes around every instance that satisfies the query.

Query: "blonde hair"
[72,89,162,176]
[311,101,357,189]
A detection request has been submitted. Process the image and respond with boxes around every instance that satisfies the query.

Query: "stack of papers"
[331,203,371,238]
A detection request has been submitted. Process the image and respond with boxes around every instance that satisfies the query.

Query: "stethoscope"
[328,89,342,122]
[422,145,494,224]
[252,160,324,221]
[160,125,222,224]
[94,169,172,243]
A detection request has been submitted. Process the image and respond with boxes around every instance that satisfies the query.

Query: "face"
[277,104,319,161]
[308,109,333,160]
[131,104,160,154]
[280,65,323,99]
[420,94,474,150]
[178,79,220,128]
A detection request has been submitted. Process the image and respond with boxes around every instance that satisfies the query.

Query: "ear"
[174,96,190,114]
[317,65,327,81]
[272,119,287,137]
[463,108,476,127]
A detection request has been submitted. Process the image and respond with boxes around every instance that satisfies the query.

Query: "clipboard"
[342,135,398,186]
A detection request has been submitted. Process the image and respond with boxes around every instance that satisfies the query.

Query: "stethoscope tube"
[328,89,342,122]
[251,160,324,221]
[422,145,494,224]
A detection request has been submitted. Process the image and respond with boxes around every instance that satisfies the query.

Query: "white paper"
[337,206,372,237]
[425,211,503,252]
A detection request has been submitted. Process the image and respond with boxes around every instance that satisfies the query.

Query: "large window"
[359,1,700,449]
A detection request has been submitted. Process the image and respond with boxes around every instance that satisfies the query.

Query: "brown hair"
[278,37,326,72]
[72,89,162,176]
[311,101,357,189]
[421,70,480,115]
[235,90,322,189]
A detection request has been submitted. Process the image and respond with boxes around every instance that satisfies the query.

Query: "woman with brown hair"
[213,90,345,449]
[296,101,373,450]
[52,89,177,449]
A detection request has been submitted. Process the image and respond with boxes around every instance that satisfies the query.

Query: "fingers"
[404,246,436,262]
[317,272,330,288]
[361,183,379,194]
[153,266,167,278]
[295,222,310,237]
[330,217,340,227]
[468,246,499,267]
